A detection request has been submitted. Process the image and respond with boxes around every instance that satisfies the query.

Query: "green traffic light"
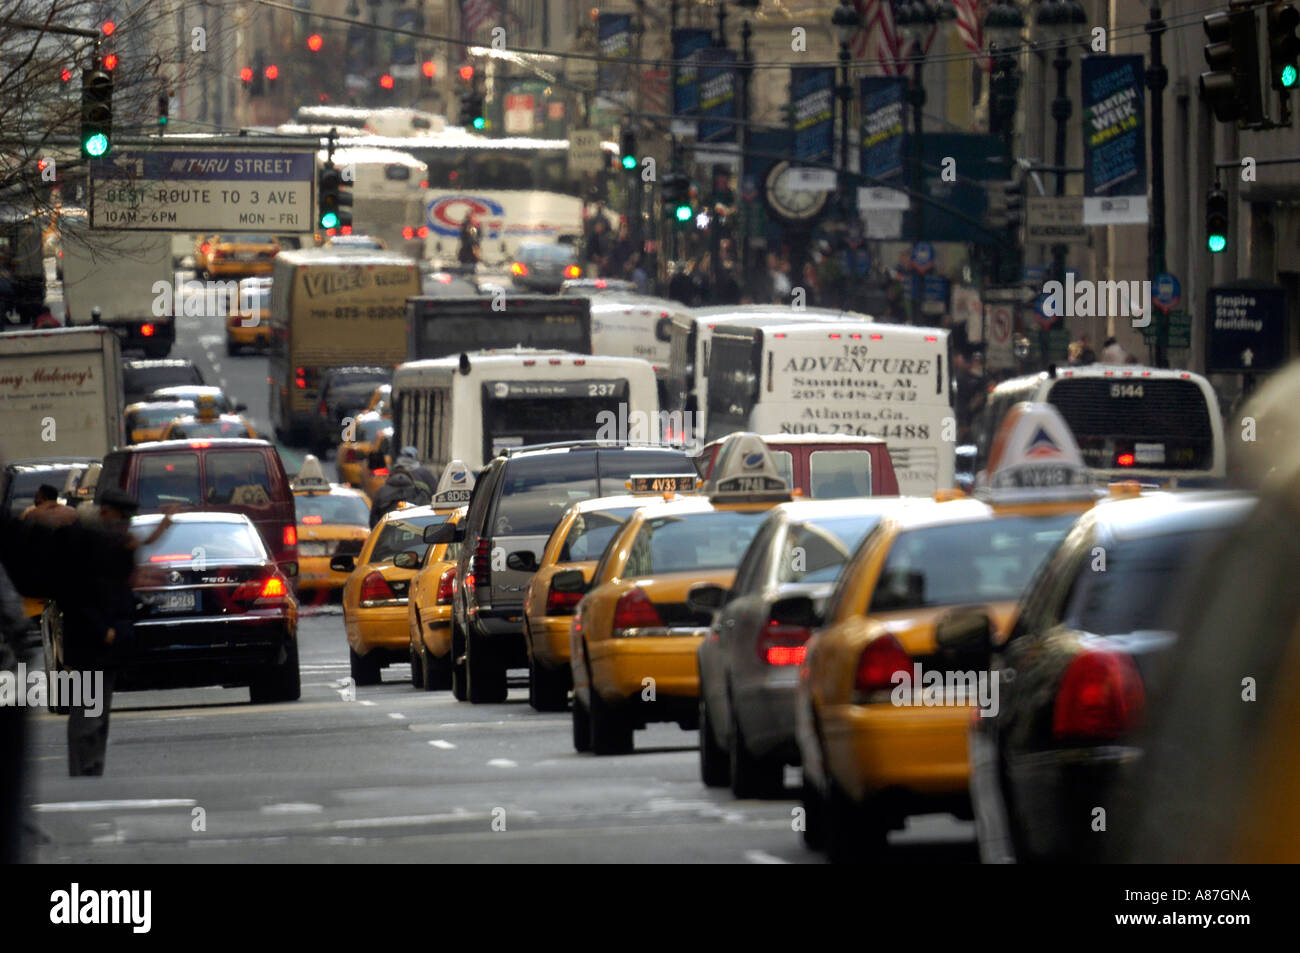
[621,154,636,170]
[1283,64,1298,87]
[674,204,691,222]
[321,211,339,229]
[472,116,485,130]
[83,132,109,157]
[1208,233,1227,253]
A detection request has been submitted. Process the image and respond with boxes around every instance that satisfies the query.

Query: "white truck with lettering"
[0,326,125,460]
[422,190,586,266]
[60,214,174,358]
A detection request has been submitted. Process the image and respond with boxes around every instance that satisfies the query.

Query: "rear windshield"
[370,512,445,563]
[493,455,597,537]
[136,452,202,508]
[777,513,885,584]
[560,506,638,561]
[152,389,231,411]
[7,468,80,517]
[809,450,872,498]
[126,365,201,394]
[133,520,265,564]
[869,513,1079,612]
[220,235,274,245]
[128,404,195,430]
[167,419,253,439]
[205,451,275,507]
[296,493,370,527]
[524,245,576,263]
[624,510,767,575]
[596,449,696,484]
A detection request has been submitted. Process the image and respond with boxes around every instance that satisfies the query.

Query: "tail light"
[1116,453,1136,467]
[546,583,583,616]
[360,571,398,605]
[612,587,662,634]
[435,567,457,605]
[233,574,290,604]
[212,249,227,260]
[200,242,211,255]
[403,227,415,240]
[854,634,911,697]
[511,262,528,276]
[564,264,581,278]
[758,619,812,666]
[371,467,389,478]
[283,525,297,547]
[318,401,328,415]
[1052,651,1146,742]
[140,323,156,337]
[471,537,491,588]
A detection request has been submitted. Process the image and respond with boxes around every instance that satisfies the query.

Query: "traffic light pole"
[1146,2,1169,368]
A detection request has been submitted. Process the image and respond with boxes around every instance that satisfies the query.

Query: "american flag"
[952,0,990,72]
[461,0,498,45]
[853,0,990,74]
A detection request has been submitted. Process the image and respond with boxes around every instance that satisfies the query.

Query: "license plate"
[298,541,329,556]
[236,251,258,261]
[146,591,197,613]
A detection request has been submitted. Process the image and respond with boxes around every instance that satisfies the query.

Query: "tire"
[698,697,730,788]
[729,717,784,799]
[409,642,425,689]
[349,646,382,686]
[529,655,569,712]
[589,686,634,755]
[826,784,887,864]
[450,624,468,701]
[572,692,592,752]
[423,650,452,691]
[465,632,507,704]
[800,778,828,851]
[250,640,301,703]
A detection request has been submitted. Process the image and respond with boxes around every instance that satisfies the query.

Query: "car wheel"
[698,697,730,788]
[450,624,468,701]
[529,656,568,712]
[826,784,887,863]
[349,646,382,686]
[799,778,828,851]
[571,691,592,752]
[465,632,507,704]
[250,640,301,703]
[589,687,633,755]
[409,641,425,689]
[729,717,784,799]
[423,648,452,691]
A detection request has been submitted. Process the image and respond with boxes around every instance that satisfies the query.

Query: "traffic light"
[319,165,341,230]
[986,179,1023,230]
[158,92,169,127]
[1268,2,1300,89]
[620,129,637,171]
[460,91,485,130]
[661,172,692,224]
[1206,186,1229,253]
[307,33,323,53]
[1201,9,1264,124]
[80,65,113,158]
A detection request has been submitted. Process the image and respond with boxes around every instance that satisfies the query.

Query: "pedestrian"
[668,261,693,305]
[1101,335,1130,364]
[765,252,792,304]
[1068,334,1097,365]
[393,445,437,495]
[369,454,433,528]
[21,484,78,526]
[457,214,482,272]
[690,254,713,307]
[33,303,59,329]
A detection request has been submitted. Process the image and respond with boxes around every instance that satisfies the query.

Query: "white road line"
[33,798,197,813]
[428,739,456,749]
[487,758,517,768]
[744,850,789,864]
[324,812,485,830]
[211,361,222,374]
[387,712,406,721]
[260,803,324,815]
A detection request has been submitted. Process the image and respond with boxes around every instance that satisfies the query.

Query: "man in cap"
[369,447,434,528]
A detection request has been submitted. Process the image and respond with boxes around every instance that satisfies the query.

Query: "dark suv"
[312,366,392,454]
[123,359,205,406]
[441,443,696,704]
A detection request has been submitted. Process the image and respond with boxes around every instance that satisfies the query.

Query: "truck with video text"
[0,326,125,460]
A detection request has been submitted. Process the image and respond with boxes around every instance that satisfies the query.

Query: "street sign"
[984,285,1035,303]
[89,145,316,232]
[504,93,536,134]
[1152,272,1180,314]
[858,186,909,210]
[863,209,903,240]
[568,129,603,174]
[985,302,1015,370]
[1142,309,1192,349]
[1025,196,1087,245]
[568,55,598,85]
[787,167,837,192]
[909,241,935,273]
[1206,282,1290,373]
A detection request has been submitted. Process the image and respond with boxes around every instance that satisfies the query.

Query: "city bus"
[294,105,446,137]
[976,365,1226,487]
[391,351,660,471]
[318,146,428,259]
[705,321,954,495]
[406,295,591,360]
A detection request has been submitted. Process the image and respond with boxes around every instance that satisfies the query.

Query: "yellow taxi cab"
[196,233,280,279]
[338,411,391,489]
[160,394,258,441]
[568,436,791,755]
[334,500,450,685]
[360,429,395,500]
[125,399,197,444]
[795,403,1122,860]
[226,277,272,354]
[524,473,700,712]
[406,461,476,691]
[289,455,371,602]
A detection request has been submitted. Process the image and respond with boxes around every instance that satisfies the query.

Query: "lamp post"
[737,0,760,289]
[1034,0,1086,287]
[1145,1,1168,367]
[984,0,1026,288]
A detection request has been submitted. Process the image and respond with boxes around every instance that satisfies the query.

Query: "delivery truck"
[0,325,125,460]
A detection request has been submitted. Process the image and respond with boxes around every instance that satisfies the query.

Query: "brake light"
[260,577,287,597]
[360,571,397,604]
[546,584,583,616]
[1052,650,1145,741]
[612,587,662,633]
[141,323,156,337]
[854,634,911,695]
[402,227,415,240]
[233,574,290,602]
[564,265,581,278]
[189,441,211,448]
[435,566,457,604]
[471,537,491,587]
[283,525,297,546]
[758,619,812,666]
[1116,453,1135,467]
[149,553,193,563]
[200,242,211,255]
[511,262,527,276]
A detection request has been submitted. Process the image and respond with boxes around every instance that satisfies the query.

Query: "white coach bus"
[391,350,661,471]
[705,321,955,494]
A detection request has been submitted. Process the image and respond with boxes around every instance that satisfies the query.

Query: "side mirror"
[506,550,538,572]
[769,594,819,628]
[393,550,419,569]
[550,568,588,594]
[935,610,993,655]
[329,554,355,573]
[423,521,463,545]
[686,582,728,615]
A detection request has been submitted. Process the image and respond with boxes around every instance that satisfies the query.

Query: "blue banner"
[1081,55,1147,200]
[598,13,635,106]
[672,28,715,117]
[859,76,907,188]
[791,67,834,165]
[697,48,738,144]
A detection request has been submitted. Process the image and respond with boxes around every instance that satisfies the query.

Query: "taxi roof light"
[703,433,792,503]
[432,459,475,506]
[975,402,1098,503]
[291,455,331,493]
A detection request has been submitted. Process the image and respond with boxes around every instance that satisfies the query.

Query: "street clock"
[764,161,830,223]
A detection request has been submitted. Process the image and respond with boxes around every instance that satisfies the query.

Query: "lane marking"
[487,758,517,768]
[744,850,789,864]
[428,739,456,749]
[324,812,485,830]
[34,798,197,813]
[358,700,377,707]
[260,803,324,815]
[387,712,406,721]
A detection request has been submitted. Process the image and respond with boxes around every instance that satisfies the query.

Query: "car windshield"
[869,513,1080,612]
[777,513,885,585]
[296,493,370,527]
[370,512,445,563]
[168,419,253,439]
[8,468,79,517]
[132,520,265,565]
[560,507,638,561]
[623,509,767,575]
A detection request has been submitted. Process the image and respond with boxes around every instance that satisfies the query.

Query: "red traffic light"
[103,53,118,71]
[102,21,116,36]
[307,34,323,52]
[459,65,474,81]
[264,64,279,81]
[379,74,394,89]
[422,60,436,78]
[61,68,71,83]
[37,158,49,172]
[240,67,253,83]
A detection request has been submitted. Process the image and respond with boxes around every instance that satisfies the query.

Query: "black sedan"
[510,243,581,294]
[964,490,1254,863]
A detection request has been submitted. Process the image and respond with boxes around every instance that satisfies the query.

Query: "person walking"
[21,484,78,526]
[457,214,482,272]
[1101,336,1131,364]
[369,456,433,528]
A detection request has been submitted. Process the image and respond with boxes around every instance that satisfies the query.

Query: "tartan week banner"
[697,47,738,144]
[597,13,635,110]
[1081,54,1149,225]
[790,67,835,165]
[859,75,908,188]
[672,27,715,117]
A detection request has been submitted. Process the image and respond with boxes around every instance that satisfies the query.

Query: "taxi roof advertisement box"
[0,327,124,460]
[90,146,316,233]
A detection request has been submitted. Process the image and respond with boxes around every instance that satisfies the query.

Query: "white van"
[391,350,661,471]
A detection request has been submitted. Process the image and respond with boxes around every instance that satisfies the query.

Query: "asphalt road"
[19,306,977,863]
